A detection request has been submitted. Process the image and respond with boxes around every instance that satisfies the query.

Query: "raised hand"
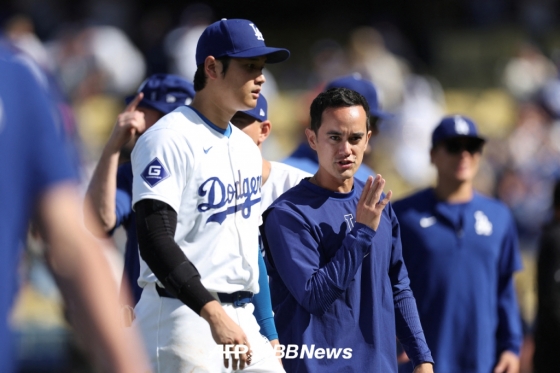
[107,92,146,151]
[355,174,393,231]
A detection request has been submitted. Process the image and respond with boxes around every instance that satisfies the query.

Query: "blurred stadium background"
[4,0,560,371]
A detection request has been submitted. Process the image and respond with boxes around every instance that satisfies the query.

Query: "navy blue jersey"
[261,179,433,372]
[0,47,77,372]
[283,142,376,183]
[393,188,523,373]
[112,162,142,304]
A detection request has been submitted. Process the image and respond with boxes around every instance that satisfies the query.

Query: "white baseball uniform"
[260,161,311,213]
[131,106,283,373]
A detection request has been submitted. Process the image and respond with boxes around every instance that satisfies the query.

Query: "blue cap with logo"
[431,115,486,147]
[325,73,392,119]
[242,94,268,122]
[196,19,290,66]
[126,74,195,115]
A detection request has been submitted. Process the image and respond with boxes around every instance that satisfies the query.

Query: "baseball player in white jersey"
[131,19,289,373]
[230,94,311,212]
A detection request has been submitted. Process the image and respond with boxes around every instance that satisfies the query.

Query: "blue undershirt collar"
[186,106,232,138]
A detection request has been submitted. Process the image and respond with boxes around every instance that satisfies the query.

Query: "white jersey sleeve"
[260,161,312,213]
[131,124,192,212]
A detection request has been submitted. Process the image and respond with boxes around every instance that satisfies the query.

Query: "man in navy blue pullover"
[261,87,434,373]
[393,115,523,373]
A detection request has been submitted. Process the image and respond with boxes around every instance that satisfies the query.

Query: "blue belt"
[156,286,253,308]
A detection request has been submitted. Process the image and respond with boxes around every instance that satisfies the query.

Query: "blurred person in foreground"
[0,43,148,372]
[533,180,560,373]
[283,73,390,181]
[393,115,523,373]
[85,74,195,317]
[261,87,434,372]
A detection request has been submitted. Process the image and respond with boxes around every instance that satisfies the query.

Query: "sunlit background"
[4,0,560,371]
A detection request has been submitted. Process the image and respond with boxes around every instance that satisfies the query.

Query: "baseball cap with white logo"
[195,19,290,66]
[242,94,268,122]
[125,73,195,115]
[431,115,486,148]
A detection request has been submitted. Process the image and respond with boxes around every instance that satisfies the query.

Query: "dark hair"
[193,56,231,91]
[309,87,370,133]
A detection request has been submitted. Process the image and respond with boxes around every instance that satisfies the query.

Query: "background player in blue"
[393,115,523,373]
[261,87,434,373]
[86,73,195,317]
[283,73,391,182]
[131,19,289,372]
[0,45,148,372]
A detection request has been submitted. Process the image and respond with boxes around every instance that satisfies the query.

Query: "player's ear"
[257,120,271,146]
[305,128,318,151]
[204,56,219,80]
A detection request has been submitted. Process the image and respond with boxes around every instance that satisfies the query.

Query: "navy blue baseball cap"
[431,115,486,148]
[325,73,392,119]
[125,74,195,115]
[242,94,268,122]
[195,19,290,66]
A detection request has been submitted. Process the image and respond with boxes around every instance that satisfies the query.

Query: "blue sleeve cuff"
[252,248,278,341]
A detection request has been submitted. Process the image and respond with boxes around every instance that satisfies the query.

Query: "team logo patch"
[259,108,265,117]
[249,23,264,41]
[141,158,170,187]
[344,214,355,231]
[419,216,437,228]
[474,210,492,236]
[454,115,470,135]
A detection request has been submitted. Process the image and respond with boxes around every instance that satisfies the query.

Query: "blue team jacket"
[393,188,523,373]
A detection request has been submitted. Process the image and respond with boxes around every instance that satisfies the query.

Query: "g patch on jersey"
[141,158,170,187]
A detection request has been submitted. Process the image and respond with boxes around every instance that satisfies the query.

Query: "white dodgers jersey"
[132,106,262,294]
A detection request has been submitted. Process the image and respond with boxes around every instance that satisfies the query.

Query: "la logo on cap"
[249,23,264,41]
[259,108,265,117]
[454,115,470,135]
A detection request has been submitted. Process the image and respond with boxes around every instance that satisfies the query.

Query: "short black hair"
[309,87,370,133]
[193,56,231,92]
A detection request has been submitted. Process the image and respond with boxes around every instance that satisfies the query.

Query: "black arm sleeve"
[135,199,216,314]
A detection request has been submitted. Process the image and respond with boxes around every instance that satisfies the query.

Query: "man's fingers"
[358,175,374,205]
[378,190,393,208]
[125,92,143,112]
[367,175,384,206]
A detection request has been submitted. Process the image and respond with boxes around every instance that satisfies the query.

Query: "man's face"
[231,112,260,145]
[307,105,371,187]
[431,137,483,183]
[218,57,266,112]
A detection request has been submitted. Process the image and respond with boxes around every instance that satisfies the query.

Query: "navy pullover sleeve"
[496,213,523,355]
[263,206,376,316]
[252,249,278,341]
[390,206,434,368]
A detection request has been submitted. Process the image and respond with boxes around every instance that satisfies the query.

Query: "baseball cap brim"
[228,46,290,64]
[370,108,393,120]
[433,135,486,149]
[125,95,177,115]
